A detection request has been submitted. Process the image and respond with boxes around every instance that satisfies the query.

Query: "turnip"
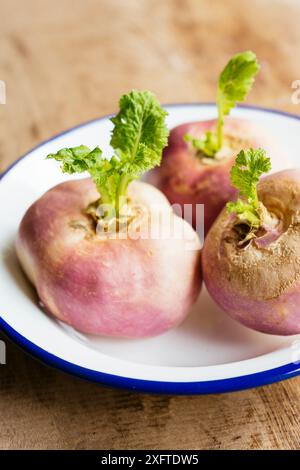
[202,147,300,335]
[152,51,282,234]
[16,91,202,338]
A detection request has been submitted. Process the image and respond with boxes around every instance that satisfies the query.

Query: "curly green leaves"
[227,148,271,230]
[47,90,169,216]
[186,51,259,158]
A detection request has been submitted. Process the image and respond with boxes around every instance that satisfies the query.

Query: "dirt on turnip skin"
[203,169,300,335]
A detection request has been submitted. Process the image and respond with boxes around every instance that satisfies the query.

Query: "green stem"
[116,175,130,217]
[96,186,115,219]
[98,187,111,206]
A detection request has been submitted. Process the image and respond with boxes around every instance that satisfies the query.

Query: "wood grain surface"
[0,0,300,450]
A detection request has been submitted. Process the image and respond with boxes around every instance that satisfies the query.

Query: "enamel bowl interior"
[1,104,300,394]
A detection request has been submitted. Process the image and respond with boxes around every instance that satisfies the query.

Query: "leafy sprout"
[226,148,271,229]
[47,90,169,217]
[185,51,260,157]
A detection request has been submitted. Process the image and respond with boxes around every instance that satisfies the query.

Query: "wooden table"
[1,0,300,450]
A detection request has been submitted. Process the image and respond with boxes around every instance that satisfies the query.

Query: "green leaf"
[217,51,259,148]
[227,200,260,227]
[230,148,271,204]
[187,51,259,156]
[47,90,169,217]
[184,131,218,158]
[217,51,259,117]
[110,90,169,177]
[47,146,114,204]
[47,145,103,174]
[227,148,271,228]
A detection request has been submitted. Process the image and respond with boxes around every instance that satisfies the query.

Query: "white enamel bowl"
[1,104,300,394]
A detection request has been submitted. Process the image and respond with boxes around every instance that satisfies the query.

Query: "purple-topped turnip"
[202,147,300,335]
[152,51,282,234]
[16,91,202,338]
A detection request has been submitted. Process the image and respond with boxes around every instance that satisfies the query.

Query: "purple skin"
[202,169,300,335]
[16,179,202,338]
[151,118,283,235]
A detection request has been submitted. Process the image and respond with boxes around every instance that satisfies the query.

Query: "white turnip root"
[17,179,201,337]
[16,90,202,337]
[202,148,300,336]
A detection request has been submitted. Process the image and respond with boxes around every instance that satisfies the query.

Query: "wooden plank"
[0,0,299,450]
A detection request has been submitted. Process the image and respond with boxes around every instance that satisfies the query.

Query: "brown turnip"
[202,148,300,335]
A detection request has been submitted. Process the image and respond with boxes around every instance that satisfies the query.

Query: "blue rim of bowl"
[1,317,300,394]
[1,103,300,395]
